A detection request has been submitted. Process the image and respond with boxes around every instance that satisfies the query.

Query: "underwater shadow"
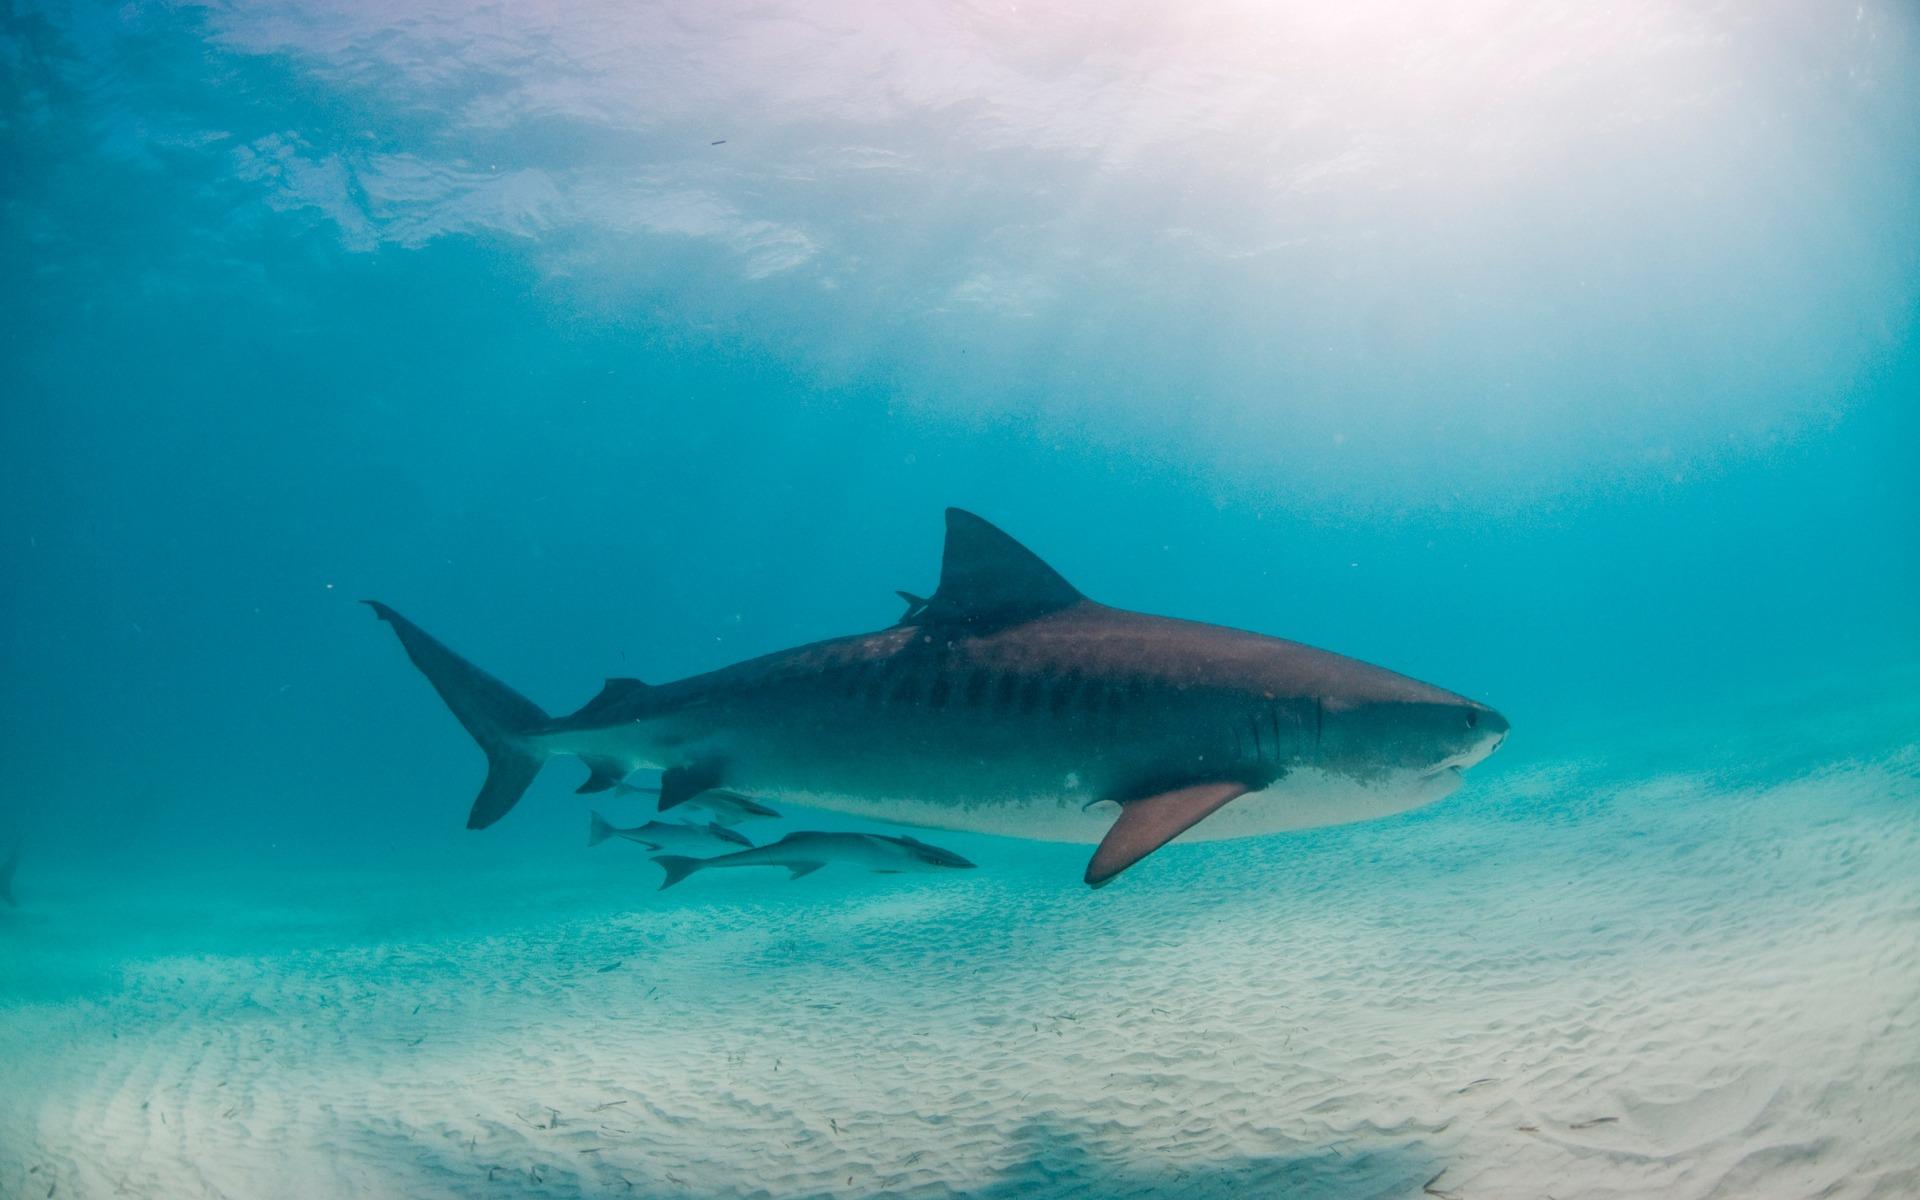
[959,1117,1444,1200]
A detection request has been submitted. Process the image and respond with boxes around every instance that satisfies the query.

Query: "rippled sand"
[2,747,1916,1199]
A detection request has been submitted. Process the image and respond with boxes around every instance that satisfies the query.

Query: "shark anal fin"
[1085,781,1253,888]
[575,756,629,794]
[787,862,825,880]
[658,763,726,812]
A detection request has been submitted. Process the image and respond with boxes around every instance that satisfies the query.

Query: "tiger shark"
[368,508,1507,887]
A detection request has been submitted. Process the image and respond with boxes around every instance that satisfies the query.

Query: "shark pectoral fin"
[1085,781,1254,889]
[575,757,629,795]
[787,862,826,880]
[658,763,725,812]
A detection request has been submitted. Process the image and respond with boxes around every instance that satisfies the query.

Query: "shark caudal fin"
[587,811,616,848]
[365,602,550,830]
[652,855,705,890]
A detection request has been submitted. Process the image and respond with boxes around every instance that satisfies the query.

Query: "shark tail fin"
[365,602,550,830]
[652,855,705,890]
[587,811,616,848]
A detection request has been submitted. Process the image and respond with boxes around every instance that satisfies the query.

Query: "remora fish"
[608,782,779,825]
[587,811,752,852]
[368,508,1508,887]
[652,831,976,890]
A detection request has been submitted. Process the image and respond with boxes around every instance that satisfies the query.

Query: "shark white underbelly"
[762,764,1470,845]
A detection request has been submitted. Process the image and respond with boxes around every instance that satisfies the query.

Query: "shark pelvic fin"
[575,757,629,794]
[914,509,1083,629]
[787,862,826,880]
[658,763,726,812]
[1085,781,1254,888]
[365,602,550,830]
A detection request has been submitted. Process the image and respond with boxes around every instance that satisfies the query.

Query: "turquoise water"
[3,3,1918,1197]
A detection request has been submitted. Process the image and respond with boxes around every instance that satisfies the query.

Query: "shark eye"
[1465,710,1479,730]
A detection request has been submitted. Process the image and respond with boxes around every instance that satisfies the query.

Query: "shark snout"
[1422,704,1509,778]
[1467,706,1509,764]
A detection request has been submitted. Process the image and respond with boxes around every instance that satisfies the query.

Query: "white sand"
[1,747,1916,1199]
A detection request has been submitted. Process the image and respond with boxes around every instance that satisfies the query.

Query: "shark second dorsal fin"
[894,591,931,624]
[568,677,649,723]
[917,509,1083,629]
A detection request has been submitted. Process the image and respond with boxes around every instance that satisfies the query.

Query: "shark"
[653,831,977,890]
[587,812,753,853]
[608,782,779,826]
[368,508,1507,887]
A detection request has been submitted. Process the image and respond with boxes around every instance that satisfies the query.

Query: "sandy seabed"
[1,744,1916,1200]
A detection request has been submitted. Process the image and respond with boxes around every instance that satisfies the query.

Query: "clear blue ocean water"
[3,3,1917,1197]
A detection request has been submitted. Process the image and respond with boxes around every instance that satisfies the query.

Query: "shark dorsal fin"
[918,508,1082,628]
